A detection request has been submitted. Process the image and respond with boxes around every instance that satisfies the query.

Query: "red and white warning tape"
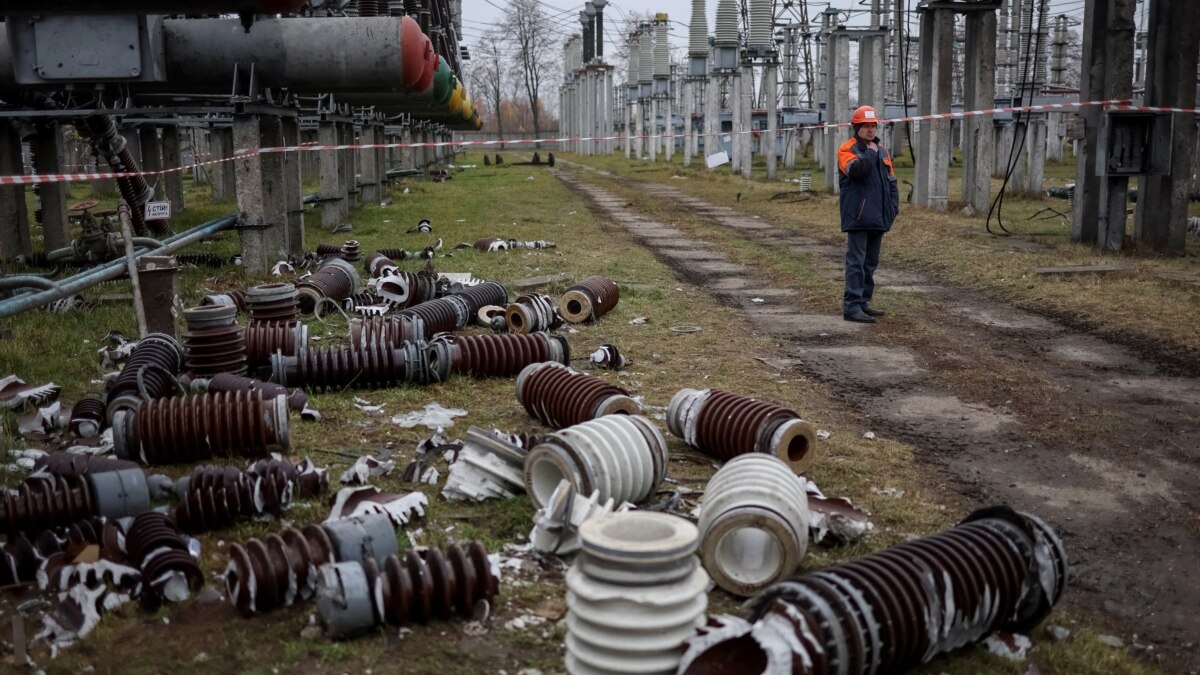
[0,98,1190,187]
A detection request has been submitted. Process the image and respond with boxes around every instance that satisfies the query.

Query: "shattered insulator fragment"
[0,469,150,537]
[343,291,386,311]
[125,512,203,605]
[112,391,290,465]
[105,333,184,421]
[316,541,498,638]
[244,322,307,369]
[69,397,107,438]
[200,290,248,311]
[515,361,639,429]
[588,344,626,370]
[364,251,400,277]
[566,513,709,674]
[349,315,426,349]
[173,459,295,534]
[226,513,397,616]
[205,372,309,412]
[558,276,619,323]
[271,340,435,390]
[0,517,108,587]
[472,237,506,252]
[679,507,1069,675]
[377,270,438,309]
[340,240,362,262]
[246,282,300,325]
[523,415,668,508]
[32,453,140,478]
[428,332,570,380]
[296,258,361,315]
[505,293,563,334]
[667,388,817,475]
[374,247,413,262]
[182,304,248,377]
[314,242,343,257]
[247,456,328,498]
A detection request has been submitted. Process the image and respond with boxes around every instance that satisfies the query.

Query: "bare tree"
[468,28,509,140]
[504,0,556,140]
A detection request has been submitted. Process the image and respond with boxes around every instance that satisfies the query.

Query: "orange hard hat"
[852,105,879,125]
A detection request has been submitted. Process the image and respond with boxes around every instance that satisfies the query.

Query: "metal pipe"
[118,202,150,338]
[0,214,237,319]
[0,275,64,292]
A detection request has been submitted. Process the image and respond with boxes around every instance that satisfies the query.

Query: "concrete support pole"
[190,130,208,185]
[914,9,954,209]
[962,10,997,215]
[0,121,31,260]
[160,127,184,214]
[704,77,719,167]
[1045,113,1064,162]
[607,71,616,154]
[649,97,659,162]
[375,124,387,201]
[766,65,778,179]
[825,32,851,192]
[339,122,354,215]
[32,123,69,253]
[212,127,236,201]
[360,123,380,202]
[1025,117,1047,195]
[731,74,742,172]
[858,35,887,115]
[233,112,288,275]
[683,80,694,167]
[993,124,1013,177]
[741,63,753,179]
[625,99,633,158]
[401,126,414,171]
[138,126,166,203]
[1008,119,1030,192]
[318,120,343,231]
[279,115,304,256]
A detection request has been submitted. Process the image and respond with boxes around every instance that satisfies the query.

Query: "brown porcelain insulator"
[246,282,300,326]
[244,322,306,370]
[375,247,413,261]
[206,372,309,412]
[297,258,360,315]
[33,453,140,478]
[344,292,386,311]
[378,271,438,309]
[450,281,508,313]
[473,237,504,251]
[113,391,290,465]
[350,315,426,348]
[69,397,107,438]
[271,341,430,391]
[399,295,471,335]
[81,115,169,237]
[184,305,247,377]
[667,388,817,475]
[105,333,184,420]
[125,512,203,604]
[364,251,399,277]
[375,542,498,626]
[515,362,639,429]
[0,475,94,537]
[505,293,563,334]
[246,456,328,498]
[226,524,336,616]
[340,240,362,262]
[200,290,248,311]
[176,253,230,268]
[314,243,343,256]
[174,462,292,534]
[0,517,108,587]
[559,276,620,323]
[430,332,570,379]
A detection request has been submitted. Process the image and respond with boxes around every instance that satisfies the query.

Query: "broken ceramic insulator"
[398,294,470,334]
[69,397,106,438]
[200,290,248,311]
[505,293,563,334]
[182,304,248,377]
[530,479,629,555]
[246,282,300,325]
[374,247,413,262]
[377,270,438,309]
[476,305,506,330]
[441,426,529,501]
[588,344,626,370]
[698,454,811,597]
[472,237,506,251]
[678,506,1069,675]
[271,340,434,390]
[349,315,427,348]
[125,512,203,605]
[364,251,399,277]
[314,242,343,257]
[296,258,361,315]
[340,240,362,262]
[173,462,290,534]
[112,392,290,465]
[559,276,619,323]
[515,361,640,429]
[105,333,184,421]
[523,414,668,508]
[204,372,309,413]
[428,332,570,380]
[343,291,386,311]
[226,513,397,616]
[244,322,307,369]
[566,512,709,674]
[0,469,150,537]
[317,540,498,638]
[0,517,109,586]
[667,388,817,475]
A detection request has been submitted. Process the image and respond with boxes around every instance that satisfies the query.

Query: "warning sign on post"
[145,201,171,220]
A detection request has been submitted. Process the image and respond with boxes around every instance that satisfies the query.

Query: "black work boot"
[863,305,887,317]
[843,309,876,323]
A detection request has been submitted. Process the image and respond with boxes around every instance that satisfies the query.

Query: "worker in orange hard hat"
[837,105,899,323]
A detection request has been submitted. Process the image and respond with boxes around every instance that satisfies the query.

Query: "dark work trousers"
[843,230,884,314]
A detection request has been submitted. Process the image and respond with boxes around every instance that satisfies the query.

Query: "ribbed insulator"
[0,518,108,587]
[32,453,139,478]
[344,292,386,311]
[667,389,817,474]
[567,512,709,674]
[297,258,361,315]
[201,290,248,311]
[431,332,569,380]
[174,463,291,534]
[653,19,670,77]
[626,35,639,82]
[356,0,385,17]
[689,0,709,57]
[113,392,290,465]
[399,295,470,335]
[340,239,362,262]
[473,237,505,251]
[375,247,413,261]
[183,305,247,377]
[125,512,203,603]
[82,115,164,237]
[364,251,400,277]
[349,315,426,348]
[247,282,299,326]
[516,362,639,429]
[314,243,343,256]
[272,341,432,391]
[248,456,328,497]
[377,271,438,309]
[681,508,1069,674]
[206,372,309,412]
[523,415,667,508]
[714,0,739,46]
[0,475,94,537]
[105,333,184,421]
[637,24,654,83]
[505,293,563,334]
[748,0,772,49]
[698,454,810,597]
[176,253,230,268]
[244,322,306,370]
[559,276,619,324]
[450,280,508,312]
[69,397,107,438]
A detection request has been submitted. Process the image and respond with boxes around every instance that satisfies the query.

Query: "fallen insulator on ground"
[374,247,413,261]
[378,270,438,309]
[343,291,386,311]
[0,517,110,586]
[112,392,290,465]
[226,513,397,616]
[317,540,498,638]
[32,453,140,478]
[244,322,307,369]
[246,282,299,325]
[506,293,563,334]
[523,414,667,508]
[698,454,811,597]
[364,251,400,277]
[678,506,1069,675]
[176,253,233,268]
[0,469,150,537]
[204,372,309,412]
[515,361,639,429]
[125,512,203,605]
[667,388,817,475]
[441,426,530,502]
[105,333,184,420]
[349,315,426,348]
[566,512,709,674]
[173,455,325,534]
[429,331,569,380]
[450,280,508,312]
[398,295,470,335]
[340,240,362,262]
[314,242,343,257]
[200,290,248,311]
[296,258,361,315]
[69,397,107,438]
[271,341,434,390]
[182,304,247,377]
[559,276,619,323]
[530,479,628,555]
